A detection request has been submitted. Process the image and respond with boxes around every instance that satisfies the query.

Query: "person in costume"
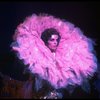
[11,13,97,98]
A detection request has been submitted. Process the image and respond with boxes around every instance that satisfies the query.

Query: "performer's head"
[41,28,61,52]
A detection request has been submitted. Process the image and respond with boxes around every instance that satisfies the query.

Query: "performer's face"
[47,34,59,52]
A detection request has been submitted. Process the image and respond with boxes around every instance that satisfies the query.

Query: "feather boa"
[11,14,97,89]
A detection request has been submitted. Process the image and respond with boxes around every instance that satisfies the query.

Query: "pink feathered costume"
[11,14,97,93]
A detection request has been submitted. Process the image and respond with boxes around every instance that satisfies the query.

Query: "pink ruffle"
[11,13,97,89]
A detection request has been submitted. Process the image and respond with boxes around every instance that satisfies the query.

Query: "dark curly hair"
[41,28,61,46]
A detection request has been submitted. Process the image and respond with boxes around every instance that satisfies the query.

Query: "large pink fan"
[11,13,97,89]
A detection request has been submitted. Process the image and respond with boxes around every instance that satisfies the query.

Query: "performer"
[11,13,97,99]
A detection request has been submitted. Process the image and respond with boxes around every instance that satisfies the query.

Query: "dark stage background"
[0,1,100,80]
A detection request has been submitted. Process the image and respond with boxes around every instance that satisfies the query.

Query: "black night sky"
[0,1,100,80]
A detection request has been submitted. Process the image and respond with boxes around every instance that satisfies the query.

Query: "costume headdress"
[11,13,97,92]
